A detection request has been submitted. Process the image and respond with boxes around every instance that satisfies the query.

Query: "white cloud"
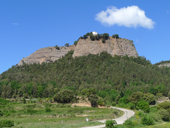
[12,23,19,25]
[95,6,155,29]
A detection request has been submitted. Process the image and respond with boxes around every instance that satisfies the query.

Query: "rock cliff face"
[18,36,138,65]
[73,37,138,58]
[18,45,75,65]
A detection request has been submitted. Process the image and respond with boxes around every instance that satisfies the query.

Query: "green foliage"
[0,120,14,128]
[128,92,144,107]
[0,98,9,105]
[65,43,69,47]
[112,34,119,39]
[45,107,51,112]
[74,41,78,46]
[53,89,75,103]
[88,94,98,107]
[141,115,154,125]
[26,109,37,115]
[136,100,150,113]
[118,97,129,104]
[102,39,105,43]
[157,101,170,110]
[106,120,117,128]
[55,45,60,50]
[157,109,170,121]
[123,118,134,127]
[1,50,170,99]
[23,97,26,104]
[143,93,156,105]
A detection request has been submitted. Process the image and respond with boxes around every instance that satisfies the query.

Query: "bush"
[106,120,117,128]
[158,109,170,121]
[45,107,51,112]
[55,45,60,50]
[157,101,170,110]
[141,115,154,125]
[136,100,150,113]
[23,98,26,104]
[102,39,105,43]
[53,89,75,103]
[123,118,133,127]
[0,120,14,127]
[88,94,98,107]
[143,93,156,105]
[74,41,78,46]
[112,34,119,39]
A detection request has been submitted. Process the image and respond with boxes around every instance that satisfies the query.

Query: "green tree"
[158,109,170,121]
[55,45,60,50]
[128,92,144,108]
[53,89,75,103]
[136,100,150,113]
[112,34,119,39]
[74,41,78,46]
[65,43,69,47]
[143,93,156,105]
[88,94,98,107]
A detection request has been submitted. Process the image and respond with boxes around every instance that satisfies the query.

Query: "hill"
[1,50,170,99]
[155,60,170,67]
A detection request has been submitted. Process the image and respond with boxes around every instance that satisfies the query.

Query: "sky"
[0,0,170,74]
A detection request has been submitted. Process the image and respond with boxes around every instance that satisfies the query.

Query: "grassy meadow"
[0,98,123,128]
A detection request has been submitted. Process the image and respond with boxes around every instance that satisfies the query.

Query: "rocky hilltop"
[18,36,138,65]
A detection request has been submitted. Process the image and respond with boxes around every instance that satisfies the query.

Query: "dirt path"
[81,106,135,128]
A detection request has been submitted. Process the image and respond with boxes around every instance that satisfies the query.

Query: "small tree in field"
[53,89,74,103]
[88,94,98,107]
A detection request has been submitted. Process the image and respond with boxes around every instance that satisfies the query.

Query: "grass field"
[0,100,123,128]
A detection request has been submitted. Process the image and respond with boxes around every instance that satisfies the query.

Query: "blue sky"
[0,0,170,74]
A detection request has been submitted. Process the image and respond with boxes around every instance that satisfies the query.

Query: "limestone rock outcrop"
[18,45,75,65]
[73,37,138,58]
[18,36,138,65]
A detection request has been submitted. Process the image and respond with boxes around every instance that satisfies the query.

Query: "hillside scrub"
[1,51,170,108]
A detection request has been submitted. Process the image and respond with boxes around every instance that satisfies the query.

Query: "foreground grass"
[0,101,123,128]
[146,122,170,128]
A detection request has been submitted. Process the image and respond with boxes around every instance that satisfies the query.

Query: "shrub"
[22,98,26,104]
[55,45,60,50]
[141,115,154,125]
[143,93,156,105]
[74,41,78,46]
[45,107,51,112]
[136,100,150,113]
[157,101,170,110]
[123,118,133,127]
[102,39,105,43]
[112,34,119,39]
[65,43,69,47]
[53,89,75,103]
[0,120,14,127]
[88,94,98,107]
[106,120,117,128]
[158,109,170,121]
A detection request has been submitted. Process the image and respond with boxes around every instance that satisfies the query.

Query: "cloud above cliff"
[95,6,155,29]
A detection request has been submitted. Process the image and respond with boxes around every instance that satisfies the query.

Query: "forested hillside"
[0,51,170,99]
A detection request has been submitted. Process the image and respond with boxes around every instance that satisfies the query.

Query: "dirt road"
[81,106,135,128]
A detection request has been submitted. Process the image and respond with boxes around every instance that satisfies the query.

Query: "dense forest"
[0,51,170,101]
